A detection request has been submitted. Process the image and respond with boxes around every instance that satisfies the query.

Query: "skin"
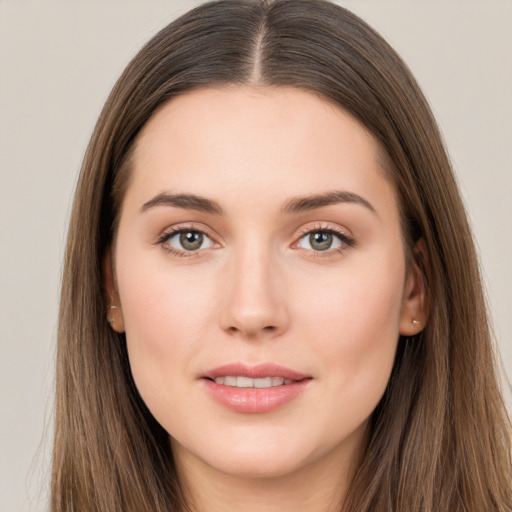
[105,86,426,512]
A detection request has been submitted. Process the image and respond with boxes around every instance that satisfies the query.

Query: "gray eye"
[297,230,343,252]
[180,231,204,251]
[166,230,214,252]
[309,232,333,251]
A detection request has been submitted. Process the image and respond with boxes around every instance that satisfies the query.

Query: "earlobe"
[103,250,125,333]
[399,240,429,336]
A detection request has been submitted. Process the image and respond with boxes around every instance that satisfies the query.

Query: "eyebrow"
[141,193,224,215]
[140,189,377,217]
[281,190,377,216]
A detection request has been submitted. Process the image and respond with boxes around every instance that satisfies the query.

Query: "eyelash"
[155,223,355,258]
[294,224,355,258]
[156,225,216,258]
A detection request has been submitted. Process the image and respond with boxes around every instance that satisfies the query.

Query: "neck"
[172,436,363,512]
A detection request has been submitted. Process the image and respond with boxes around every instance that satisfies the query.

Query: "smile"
[212,376,294,387]
[202,363,311,413]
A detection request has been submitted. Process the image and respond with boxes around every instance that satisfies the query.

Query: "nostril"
[225,324,277,336]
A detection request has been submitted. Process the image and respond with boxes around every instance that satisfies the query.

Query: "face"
[107,86,424,481]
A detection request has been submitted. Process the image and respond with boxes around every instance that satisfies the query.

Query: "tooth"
[214,376,295,388]
[224,376,237,386]
[237,376,254,388]
[254,377,272,388]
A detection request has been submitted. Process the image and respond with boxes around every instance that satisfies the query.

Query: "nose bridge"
[220,236,288,338]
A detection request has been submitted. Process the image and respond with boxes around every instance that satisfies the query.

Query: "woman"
[52,0,512,510]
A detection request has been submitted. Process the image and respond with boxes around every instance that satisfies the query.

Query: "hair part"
[53,1,512,511]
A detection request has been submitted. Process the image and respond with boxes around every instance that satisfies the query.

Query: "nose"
[219,245,290,340]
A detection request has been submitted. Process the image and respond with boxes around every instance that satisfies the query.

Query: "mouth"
[201,363,311,413]
[207,376,294,388]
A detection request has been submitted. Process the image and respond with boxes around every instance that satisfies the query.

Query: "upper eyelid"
[295,222,353,239]
[157,223,218,243]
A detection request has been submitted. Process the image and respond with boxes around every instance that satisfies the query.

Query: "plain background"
[1,1,511,511]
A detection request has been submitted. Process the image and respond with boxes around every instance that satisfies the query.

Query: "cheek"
[116,253,217,406]
[298,252,405,396]
[119,249,215,338]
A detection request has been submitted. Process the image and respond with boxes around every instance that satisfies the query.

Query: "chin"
[206,450,311,480]
[172,427,319,478]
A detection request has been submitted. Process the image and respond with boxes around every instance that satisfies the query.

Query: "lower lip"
[202,379,310,413]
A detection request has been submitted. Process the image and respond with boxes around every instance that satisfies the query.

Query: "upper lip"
[203,363,309,381]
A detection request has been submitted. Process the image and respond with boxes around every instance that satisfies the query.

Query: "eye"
[160,228,216,254]
[295,228,354,253]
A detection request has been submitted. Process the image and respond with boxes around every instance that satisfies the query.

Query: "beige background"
[1,1,510,511]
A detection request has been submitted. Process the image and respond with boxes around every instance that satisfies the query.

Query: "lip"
[203,362,308,381]
[201,363,312,413]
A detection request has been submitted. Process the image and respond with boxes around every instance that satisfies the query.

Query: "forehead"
[124,86,397,219]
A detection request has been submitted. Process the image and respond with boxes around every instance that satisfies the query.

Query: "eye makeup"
[153,220,356,260]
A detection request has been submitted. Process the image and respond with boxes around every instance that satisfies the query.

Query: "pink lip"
[201,363,311,414]
[203,362,308,381]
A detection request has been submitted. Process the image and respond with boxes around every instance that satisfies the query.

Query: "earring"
[108,304,119,325]
[412,319,421,327]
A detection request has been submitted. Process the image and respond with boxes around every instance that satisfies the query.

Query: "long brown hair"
[52,1,512,510]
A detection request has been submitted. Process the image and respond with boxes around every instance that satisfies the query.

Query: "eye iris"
[180,231,203,250]
[309,231,332,251]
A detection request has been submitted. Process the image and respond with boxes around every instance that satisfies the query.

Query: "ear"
[103,249,125,333]
[399,239,429,336]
